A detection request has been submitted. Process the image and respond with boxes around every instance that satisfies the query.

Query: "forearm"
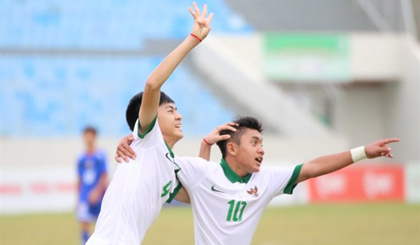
[298,151,353,183]
[146,36,199,90]
[199,141,211,161]
[139,36,199,130]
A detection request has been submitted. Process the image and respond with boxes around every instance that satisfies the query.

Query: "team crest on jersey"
[247,186,259,197]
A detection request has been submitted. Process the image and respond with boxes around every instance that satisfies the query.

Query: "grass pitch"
[1,203,419,245]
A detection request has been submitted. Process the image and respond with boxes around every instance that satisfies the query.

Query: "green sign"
[264,34,350,82]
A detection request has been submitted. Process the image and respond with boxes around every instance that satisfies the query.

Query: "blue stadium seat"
[0,56,234,137]
[0,0,252,49]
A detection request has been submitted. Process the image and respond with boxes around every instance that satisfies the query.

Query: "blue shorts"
[76,201,102,222]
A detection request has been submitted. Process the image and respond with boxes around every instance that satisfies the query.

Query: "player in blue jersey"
[76,126,109,245]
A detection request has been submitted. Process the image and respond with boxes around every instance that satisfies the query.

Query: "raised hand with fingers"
[365,138,400,159]
[203,122,238,145]
[188,2,214,41]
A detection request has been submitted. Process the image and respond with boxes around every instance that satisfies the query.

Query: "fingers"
[117,150,129,162]
[193,2,201,16]
[378,138,400,145]
[128,135,134,143]
[188,7,196,19]
[115,153,122,163]
[207,12,214,23]
[202,4,207,17]
[127,146,136,158]
[219,135,231,141]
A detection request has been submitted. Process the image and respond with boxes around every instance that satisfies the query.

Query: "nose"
[258,146,265,156]
[175,111,182,121]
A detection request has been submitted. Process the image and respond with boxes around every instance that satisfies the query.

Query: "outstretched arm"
[296,138,400,183]
[139,3,214,133]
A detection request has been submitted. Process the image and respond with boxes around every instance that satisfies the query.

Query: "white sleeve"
[266,164,303,197]
[174,156,214,190]
[131,116,163,148]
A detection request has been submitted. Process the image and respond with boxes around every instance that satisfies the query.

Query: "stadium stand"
[0,0,252,137]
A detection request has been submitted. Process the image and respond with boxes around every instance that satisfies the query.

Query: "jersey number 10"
[226,200,247,222]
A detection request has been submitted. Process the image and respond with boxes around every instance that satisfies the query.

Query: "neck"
[86,145,96,154]
[224,156,249,178]
[164,138,178,150]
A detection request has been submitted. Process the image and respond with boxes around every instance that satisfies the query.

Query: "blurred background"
[0,0,419,244]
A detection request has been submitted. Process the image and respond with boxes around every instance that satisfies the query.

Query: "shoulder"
[175,156,219,169]
[95,149,107,159]
[77,153,86,163]
[258,166,295,177]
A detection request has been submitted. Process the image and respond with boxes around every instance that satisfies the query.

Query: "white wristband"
[350,146,367,162]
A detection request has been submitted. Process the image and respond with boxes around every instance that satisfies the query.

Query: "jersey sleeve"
[97,151,108,175]
[174,156,214,191]
[77,157,83,177]
[131,116,163,148]
[266,164,303,196]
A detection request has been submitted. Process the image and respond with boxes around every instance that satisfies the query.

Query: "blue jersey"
[77,150,107,203]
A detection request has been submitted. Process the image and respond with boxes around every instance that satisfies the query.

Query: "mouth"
[175,124,182,131]
[255,157,263,166]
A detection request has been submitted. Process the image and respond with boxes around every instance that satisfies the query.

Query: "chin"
[175,132,184,140]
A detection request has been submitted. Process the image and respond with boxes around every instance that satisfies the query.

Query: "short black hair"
[83,126,97,135]
[126,91,175,131]
[216,116,263,158]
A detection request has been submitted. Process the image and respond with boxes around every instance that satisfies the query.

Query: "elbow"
[145,79,160,91]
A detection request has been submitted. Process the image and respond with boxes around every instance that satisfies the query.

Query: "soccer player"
[76,126,108,244]
[117,117,399,245]
[86,3,215,245]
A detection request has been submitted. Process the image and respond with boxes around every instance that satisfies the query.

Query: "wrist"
[350,146,367,162]
[203,138,213,146]
[188,34,202,45]
[190,33,202,42]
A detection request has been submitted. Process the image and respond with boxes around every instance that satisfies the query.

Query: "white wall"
[384,37,420,162]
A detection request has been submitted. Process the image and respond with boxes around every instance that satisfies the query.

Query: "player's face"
[83,131,96,148]
[157,103,183,142]
[235,129,265,173]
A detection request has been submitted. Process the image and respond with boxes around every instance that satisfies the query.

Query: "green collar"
[220,159,251,184]
[165,142,175,158]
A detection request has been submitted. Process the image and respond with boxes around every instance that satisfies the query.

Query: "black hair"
[216,116,263,158]
[83,126,97,135]
[126,91,175,131]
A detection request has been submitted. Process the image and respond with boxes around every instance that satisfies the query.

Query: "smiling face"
[227,128,265,175]
[157,102,183,144]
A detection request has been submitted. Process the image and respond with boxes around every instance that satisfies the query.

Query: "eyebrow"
[165,105,176,110]
[251,136,263,142]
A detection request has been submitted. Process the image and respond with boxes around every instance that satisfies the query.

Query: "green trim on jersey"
[166,182,183,203]
[137,115,158,139]
[284,164,303,194]
[165,142,175,158]
[220,159,252,184]
[163,142,180,203]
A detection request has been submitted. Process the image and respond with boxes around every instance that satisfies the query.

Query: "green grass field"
[1,203,419,245]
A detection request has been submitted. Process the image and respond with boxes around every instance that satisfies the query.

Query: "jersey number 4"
[226,200,247,222]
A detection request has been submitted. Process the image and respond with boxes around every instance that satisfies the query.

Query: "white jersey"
[87,117,181,245]
[175,157,302,245]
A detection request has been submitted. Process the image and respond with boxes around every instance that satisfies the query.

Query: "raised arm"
[199,122,237,160]
[296,138,400,183]
[139,3,214,133]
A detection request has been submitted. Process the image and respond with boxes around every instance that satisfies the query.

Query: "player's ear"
[226,142,237,156]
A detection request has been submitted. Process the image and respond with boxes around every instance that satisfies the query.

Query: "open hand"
[115,134,136,163]
[365,138,399,159]
[204,122,238,145]
[188,2,214,41]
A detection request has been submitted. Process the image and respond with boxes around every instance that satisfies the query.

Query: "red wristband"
[190,33,202,42]
[203,138,212,146]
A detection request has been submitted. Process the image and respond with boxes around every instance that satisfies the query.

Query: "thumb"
[219,135,231,141]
